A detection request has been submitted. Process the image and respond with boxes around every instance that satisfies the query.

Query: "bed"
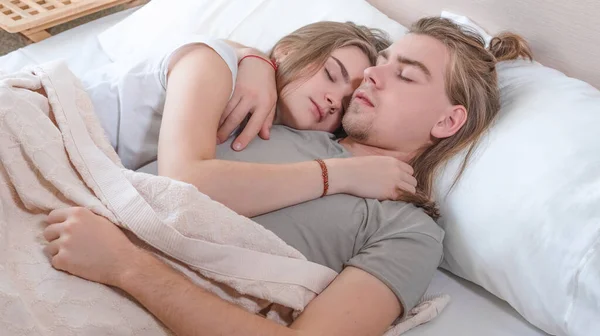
[0,1,597,336]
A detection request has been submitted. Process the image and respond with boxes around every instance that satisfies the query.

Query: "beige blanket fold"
[0,62,448,336]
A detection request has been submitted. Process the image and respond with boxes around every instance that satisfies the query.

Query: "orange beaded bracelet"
[315,159,329,198]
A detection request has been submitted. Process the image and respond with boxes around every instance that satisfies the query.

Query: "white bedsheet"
[408,270,550,335]
[0,8,550,336]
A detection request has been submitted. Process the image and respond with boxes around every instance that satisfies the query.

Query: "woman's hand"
[217,52,278,151]
[327,156,417,201]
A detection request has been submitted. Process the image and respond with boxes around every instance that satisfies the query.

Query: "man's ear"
[431,105,467,139]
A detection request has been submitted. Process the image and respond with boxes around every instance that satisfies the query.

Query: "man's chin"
[342,115,371,142]
[347,101,362,114]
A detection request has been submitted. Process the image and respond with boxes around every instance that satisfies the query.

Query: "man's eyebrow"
[397,55,432,78]
[331,56,349,83]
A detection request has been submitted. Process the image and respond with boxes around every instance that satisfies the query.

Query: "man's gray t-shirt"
[215,126,444,313]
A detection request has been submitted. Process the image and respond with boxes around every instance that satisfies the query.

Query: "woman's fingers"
[405,174,418,188]
[232,104,273,151]
[258,106,277,140]
[397,181,417,195]
[220,94,242,128]
[217,98,252,143]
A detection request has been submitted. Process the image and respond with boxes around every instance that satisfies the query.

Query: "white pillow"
[97,0,407,62]
[434,60,600,336]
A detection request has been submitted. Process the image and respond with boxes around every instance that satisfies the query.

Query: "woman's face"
[277,46,371,133]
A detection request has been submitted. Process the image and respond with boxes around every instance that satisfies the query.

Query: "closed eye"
[325,68,335,82]
[397,72,414,83]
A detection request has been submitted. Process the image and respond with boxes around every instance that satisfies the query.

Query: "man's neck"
[339,137,416,163]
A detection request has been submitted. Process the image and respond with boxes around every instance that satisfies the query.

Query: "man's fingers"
[43,239,61,257]
[43,222,65,242]
[51,250,69,272]
[46,208,70,225]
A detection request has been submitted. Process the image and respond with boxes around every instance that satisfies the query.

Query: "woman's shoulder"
[155,35,238,91]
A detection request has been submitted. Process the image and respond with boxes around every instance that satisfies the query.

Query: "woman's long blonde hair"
[271,21,391,93]
[399,17,533,219]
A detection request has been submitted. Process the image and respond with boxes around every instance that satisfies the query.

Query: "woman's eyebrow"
[330,56,349,83]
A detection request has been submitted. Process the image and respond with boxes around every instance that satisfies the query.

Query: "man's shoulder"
[363,199,444,244]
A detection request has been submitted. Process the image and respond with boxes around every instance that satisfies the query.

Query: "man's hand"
[42,207,139,287]
[41,209,404,336]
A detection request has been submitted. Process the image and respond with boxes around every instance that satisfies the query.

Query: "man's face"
[343,33,460,154]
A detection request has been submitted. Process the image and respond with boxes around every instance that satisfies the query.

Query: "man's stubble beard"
[342,101,373,142]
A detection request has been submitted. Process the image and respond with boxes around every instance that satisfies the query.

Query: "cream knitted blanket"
[0,62,448,336]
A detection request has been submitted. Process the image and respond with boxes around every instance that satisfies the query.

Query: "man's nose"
[364,66,380,88]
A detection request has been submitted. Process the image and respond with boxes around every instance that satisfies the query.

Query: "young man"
[42,17,530,336]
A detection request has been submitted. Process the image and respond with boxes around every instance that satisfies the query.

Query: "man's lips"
[354,91,374,107]
[310,99,325,122]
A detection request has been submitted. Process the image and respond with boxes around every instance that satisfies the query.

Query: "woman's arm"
[158,44,416,218]
[169,158,416,218]
[157,44,328,217]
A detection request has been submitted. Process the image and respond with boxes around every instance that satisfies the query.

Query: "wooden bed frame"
[0,0,146,42]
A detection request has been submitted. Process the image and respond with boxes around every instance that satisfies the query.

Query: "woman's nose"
[325,93,341,114]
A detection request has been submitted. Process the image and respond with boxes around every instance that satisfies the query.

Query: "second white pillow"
[97,0,407,62]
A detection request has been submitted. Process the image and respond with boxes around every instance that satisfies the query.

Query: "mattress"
[0,8,550,336]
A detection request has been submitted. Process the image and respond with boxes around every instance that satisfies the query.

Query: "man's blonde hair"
[399,17,533,219]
